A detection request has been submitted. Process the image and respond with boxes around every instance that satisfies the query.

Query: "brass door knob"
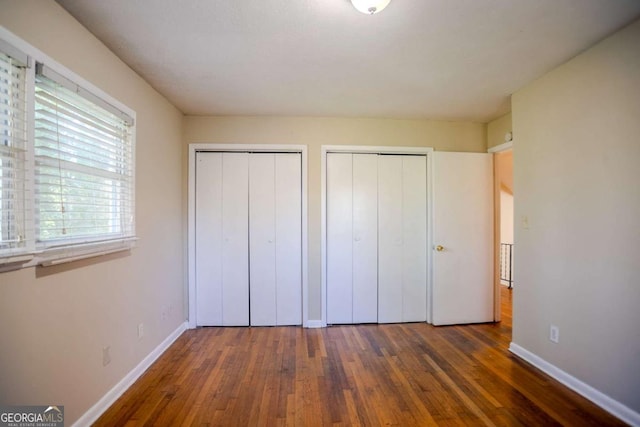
[435,245,444,252]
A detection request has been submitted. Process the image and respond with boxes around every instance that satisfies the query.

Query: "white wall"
[0,1,184,424]
[512,18,640,414]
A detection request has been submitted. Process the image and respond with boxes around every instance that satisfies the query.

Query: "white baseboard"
[305,320,324,328]
[73,322,188,427]
[509,343,640,427]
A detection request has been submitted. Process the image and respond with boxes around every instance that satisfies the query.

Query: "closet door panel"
[195,152,223,326]
[222,152,250,326]
[275,153,302,325]
[402,156,428,322]
[249,154,277,326]
[326,153,353,324]
[378,155,404,323]
[352,154,378,323]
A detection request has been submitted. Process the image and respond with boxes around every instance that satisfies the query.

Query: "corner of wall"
[487,112,513,150]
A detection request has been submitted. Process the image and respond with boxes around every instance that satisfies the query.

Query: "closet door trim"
[321,146,434,327]
[188,144,308,328]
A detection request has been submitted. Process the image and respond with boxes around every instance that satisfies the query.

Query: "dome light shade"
[351,0,391,15]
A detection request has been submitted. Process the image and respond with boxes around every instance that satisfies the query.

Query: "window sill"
[35,238,138,267]
[0,254,35,273]
[0,238,138,273]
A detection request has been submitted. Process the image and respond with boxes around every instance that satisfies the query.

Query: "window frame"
[0,26,137,271]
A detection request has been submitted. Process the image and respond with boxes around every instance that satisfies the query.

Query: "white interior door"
[377,155,428,323]
[195,152,223,326]
[327,152,428,325]
[326,153,353,324]
[195,152,250,326]
[274,153,302,325]
[378,155,404,323]
[401,156,428,322]
[221,153,250,326]
[432,152,493,325]
[195,150,301,327]
[249,154,277,326]
[352,154,378,323]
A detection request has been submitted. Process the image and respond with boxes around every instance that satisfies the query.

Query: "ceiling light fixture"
[351,0,391,15]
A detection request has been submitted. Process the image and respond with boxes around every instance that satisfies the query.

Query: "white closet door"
[196,152,249,326]
[221,153,250,326]
[195,152,224,326]
[378,155,404,323]
[401,156,428,322]
[275,153,302,325]
[352,154,378,323]
[326,153,353,324]
[249,154,277,326]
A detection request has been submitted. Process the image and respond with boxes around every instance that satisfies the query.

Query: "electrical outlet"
[549,325,560,343]
[102,346,111,367]
[138,323,144,340]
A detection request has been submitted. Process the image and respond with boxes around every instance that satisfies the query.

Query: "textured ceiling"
[55,0,640,122]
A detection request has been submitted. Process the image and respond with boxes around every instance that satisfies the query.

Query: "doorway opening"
[493,148,513,331]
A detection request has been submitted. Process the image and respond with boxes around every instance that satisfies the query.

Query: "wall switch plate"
[102,346,111,366]
[549,325,560,343]
[522,215,530,229]
[138,323,144,340]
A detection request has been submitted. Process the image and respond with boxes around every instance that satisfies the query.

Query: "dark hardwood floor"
[96,287,624,426]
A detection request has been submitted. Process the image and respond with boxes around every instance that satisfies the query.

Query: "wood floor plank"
[95,287,626,426]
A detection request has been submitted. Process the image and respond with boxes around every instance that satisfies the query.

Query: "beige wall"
[487,112,512,149]
[0,1,184,424]
[184,116,487,320]
[512,18,640,412]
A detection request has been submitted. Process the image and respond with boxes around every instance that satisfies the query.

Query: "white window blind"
[34,62,135,249]
[0,43,29,257]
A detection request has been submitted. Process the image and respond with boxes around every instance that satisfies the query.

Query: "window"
[0,41,29,259]
[0,32,136,269]
[34,64,135,249]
